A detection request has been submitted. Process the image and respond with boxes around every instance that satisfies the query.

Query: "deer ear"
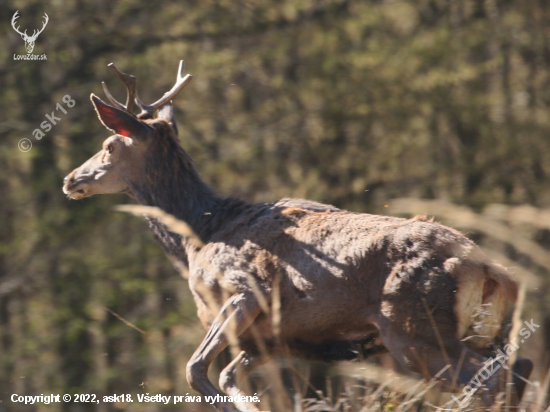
[90,94,150,138]
[157,102,178,137]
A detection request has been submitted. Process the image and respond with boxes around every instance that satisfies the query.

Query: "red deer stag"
[63,61,533,411]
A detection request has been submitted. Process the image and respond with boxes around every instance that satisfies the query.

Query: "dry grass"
[248,360,547,412]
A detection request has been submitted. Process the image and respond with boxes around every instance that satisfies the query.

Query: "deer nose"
[63,176,69,184]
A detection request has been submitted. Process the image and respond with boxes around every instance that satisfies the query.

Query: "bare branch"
[114,204,203,248]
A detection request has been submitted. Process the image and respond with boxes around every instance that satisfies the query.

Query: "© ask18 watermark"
[18,95,75,152]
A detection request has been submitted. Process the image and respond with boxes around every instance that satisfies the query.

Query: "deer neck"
[129,147,247,245]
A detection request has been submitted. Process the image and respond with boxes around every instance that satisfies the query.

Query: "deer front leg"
[219,350,274,412]
[187,293,261,412]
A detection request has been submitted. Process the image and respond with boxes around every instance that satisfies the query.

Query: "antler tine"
[101,63,137,114]
[135,60,192,115]
[101,81,126,111]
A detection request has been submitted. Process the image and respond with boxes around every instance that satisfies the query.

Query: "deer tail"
[484,262,518,304]
[454,254,518,348]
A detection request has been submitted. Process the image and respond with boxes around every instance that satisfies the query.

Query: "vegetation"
[1,0,550,410]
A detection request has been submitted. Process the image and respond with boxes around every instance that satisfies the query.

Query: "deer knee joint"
[186,359,207,391]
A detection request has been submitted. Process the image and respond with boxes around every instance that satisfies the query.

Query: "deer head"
[63,61,193,201]
[12,11,49,54]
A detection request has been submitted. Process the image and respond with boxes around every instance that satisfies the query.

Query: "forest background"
[1,0,550,411]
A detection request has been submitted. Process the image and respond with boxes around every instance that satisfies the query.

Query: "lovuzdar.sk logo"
[11,10,48,61]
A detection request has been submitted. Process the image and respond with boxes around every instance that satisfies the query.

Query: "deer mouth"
[62,176,93,199]
[69,189,89,200]
[63,178,130,200]
[63,182,90,200]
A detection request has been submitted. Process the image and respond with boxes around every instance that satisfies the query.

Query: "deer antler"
[11,11,28,39]
[101,63,137,114]
[101,61,191,116]
[28,13,49,41]
[135,60,193,115]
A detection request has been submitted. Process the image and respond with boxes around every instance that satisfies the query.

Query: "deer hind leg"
[187,293,261,412]
[510,358,533,404]
[375,313,509,405]
[466,344,533,404]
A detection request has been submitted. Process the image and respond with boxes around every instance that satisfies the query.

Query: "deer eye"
[105,144,114,154]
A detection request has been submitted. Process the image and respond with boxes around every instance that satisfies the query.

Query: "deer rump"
[186,198,517,370]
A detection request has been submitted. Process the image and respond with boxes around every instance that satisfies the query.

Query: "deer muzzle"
[63,172,92,199]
